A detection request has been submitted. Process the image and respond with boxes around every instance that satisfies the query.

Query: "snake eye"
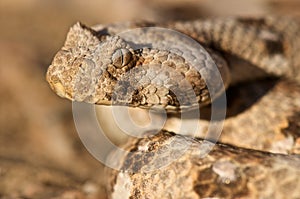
[112,48,132,68]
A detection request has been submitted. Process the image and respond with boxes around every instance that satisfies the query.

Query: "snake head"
[46,22,135,104]
[46,22,227,110]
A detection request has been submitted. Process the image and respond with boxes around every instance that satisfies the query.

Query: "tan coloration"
[47,21,231,111]
[168,17,300,80]
[46,22,137,104]
[46,17,300,110]
[45,17,300,198]
[222,80,300,154]
[164,80,300,155]
[107,131,300,199]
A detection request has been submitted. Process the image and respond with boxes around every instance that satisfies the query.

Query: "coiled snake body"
[46,17,300,198]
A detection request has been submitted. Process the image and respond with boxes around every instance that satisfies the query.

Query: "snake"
[46,16,300,198]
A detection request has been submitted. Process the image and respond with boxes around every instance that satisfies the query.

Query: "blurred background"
[0,0,299,198]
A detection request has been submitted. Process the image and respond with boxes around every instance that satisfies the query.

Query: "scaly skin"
[46,16,300,198]
[107,131,300,199]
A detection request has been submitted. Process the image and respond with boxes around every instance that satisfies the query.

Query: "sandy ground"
[0,0,299,198]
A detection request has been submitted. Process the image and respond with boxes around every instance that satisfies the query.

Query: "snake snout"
[46,49,76,101]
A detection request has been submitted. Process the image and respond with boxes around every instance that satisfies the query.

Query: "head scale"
[46,22,135,104]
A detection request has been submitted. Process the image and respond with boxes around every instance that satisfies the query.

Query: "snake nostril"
[46,72,66,98]
[46,64,72,100]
